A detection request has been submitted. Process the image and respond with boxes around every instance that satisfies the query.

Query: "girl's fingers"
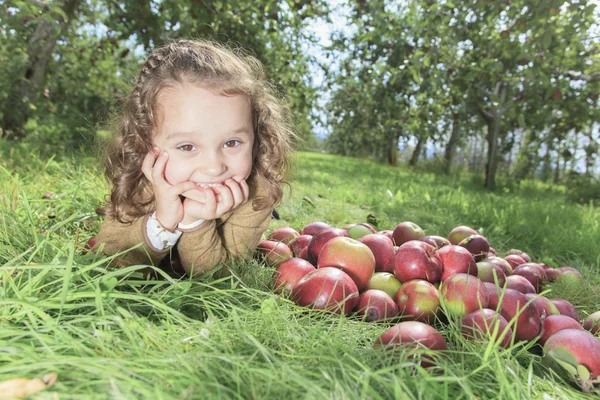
[216,184,234,211]
[152,151,169,187]
[239,179,250,202]
[142,151,157,182]
[172,181,198,197]
[203,187,218,212]
[226,179,245,206]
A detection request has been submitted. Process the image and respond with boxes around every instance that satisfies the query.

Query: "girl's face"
[152,83,254,190]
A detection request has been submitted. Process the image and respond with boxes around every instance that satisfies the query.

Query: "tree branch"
[26,0,49,11]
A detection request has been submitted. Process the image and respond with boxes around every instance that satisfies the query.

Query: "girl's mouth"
[196,182,224,188]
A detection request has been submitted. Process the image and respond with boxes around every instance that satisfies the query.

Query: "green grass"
[1,146,599,399]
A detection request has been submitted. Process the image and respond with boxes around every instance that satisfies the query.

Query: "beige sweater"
[92,178,273,276]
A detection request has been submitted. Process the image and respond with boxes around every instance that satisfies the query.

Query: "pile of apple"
[256,221,600,392]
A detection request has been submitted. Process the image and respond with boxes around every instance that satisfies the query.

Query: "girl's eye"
[178,144,196,152]
[224,140,240,148]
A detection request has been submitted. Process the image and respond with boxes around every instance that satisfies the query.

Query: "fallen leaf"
[0,373,57,399]
[302,196,316,208]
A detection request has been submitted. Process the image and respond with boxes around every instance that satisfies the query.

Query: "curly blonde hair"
[98,39,295,223]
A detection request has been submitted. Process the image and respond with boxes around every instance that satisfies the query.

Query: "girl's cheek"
[164,159,193,185]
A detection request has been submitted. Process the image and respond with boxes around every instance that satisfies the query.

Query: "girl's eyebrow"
[166,127,252,141]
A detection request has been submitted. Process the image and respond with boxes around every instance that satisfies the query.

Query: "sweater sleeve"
[176,188,273,276]
[92,213,171,267]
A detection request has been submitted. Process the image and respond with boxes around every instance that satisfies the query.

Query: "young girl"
[93,39,294,276]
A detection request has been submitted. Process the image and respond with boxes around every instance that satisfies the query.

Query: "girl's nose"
[201,152,226,177]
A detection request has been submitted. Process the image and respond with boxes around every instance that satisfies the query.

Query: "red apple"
[291,267,359,315]
[378,230,394,243]
[317,236,375,291]
[543,329,600,392]
[448,225,478,245]
[393,241,442,283]
[488,288,541,342]
[524,293,560,319]
[482,281,502,300]
[544,267,561,282]
[347,222,377,239]
[583,311,600,335]
[83,237,96,254]
[488,247,497,256]
[256,240,292,266]
[374,321,448,368]
[419,235,451,249]
[550,298,579,321]
[300,221,331,236]
[440,273,489,318]
[504,254,526,270]
[288,234,312,256]
[356,289,399,322]
[297,247,309,261]
[518,262,547,282]
[458,234,490,262]
[512,265,544,293]
[359,233,395,273]
[476,261,507,287]
[436,245,477,281]
[395,279,441,324]
[461,308,513,349]
[365,272,402,299]
[538,314,584,346]
[274,257,316,293]
[268,227,300,245]
[485,256,513,276]
[306,227,350,265]
[505,275,536,294]
[505,249,531,263]
[393,222,425,246]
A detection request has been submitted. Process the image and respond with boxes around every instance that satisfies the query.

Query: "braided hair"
[98,40,294,223]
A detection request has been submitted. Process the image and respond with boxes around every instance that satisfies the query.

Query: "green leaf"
[423,55,431,67]
[411,68,422,85]
[101,276,118,291]
[541,30,552,49]
[261,297,278,315]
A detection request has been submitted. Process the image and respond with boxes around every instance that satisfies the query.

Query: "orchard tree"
[2,0,82,140]
[325,0,599,187]
[0,0,329,144]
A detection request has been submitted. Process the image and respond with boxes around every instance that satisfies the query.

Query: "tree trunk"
[387,132,399,166]
[540,141,553,181]
[444,112,460,174]
[409,135,425,166]
[2,0,81,140]
[553,153,561,184]
[484,115,501,189]
[479,84,508,190]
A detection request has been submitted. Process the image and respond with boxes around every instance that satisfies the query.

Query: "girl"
[93,39,294,276]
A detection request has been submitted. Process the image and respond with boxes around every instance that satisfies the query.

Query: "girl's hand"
[181,178,250,224]
[142,148,197,232]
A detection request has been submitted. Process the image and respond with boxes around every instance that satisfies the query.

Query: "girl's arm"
[176,194,273,276]
[92,214,172,267]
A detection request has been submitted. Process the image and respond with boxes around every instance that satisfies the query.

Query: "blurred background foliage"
[1,0,599,202]
[0,0,328,149]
